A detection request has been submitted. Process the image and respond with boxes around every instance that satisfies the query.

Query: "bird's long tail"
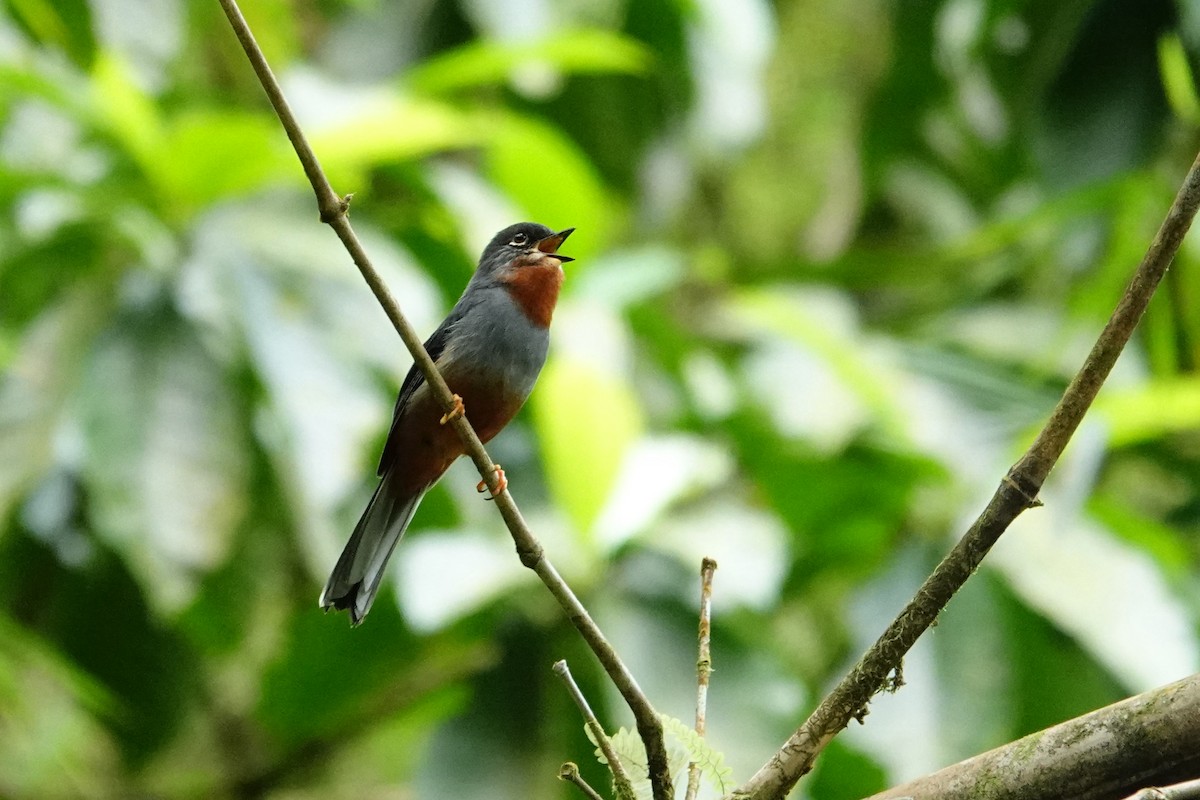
[320,469,426,625]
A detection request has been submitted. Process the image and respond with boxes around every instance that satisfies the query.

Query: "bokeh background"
[2,0,1200,798]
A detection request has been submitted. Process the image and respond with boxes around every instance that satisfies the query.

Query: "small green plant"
[587,714,735,800]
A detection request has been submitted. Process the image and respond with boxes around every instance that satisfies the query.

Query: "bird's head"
[477,222,574,278]
[475,222,574,327]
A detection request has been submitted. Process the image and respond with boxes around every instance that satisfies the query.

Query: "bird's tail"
[320,469,426,625]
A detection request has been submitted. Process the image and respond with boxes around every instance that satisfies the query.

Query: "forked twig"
[554,660,637,800]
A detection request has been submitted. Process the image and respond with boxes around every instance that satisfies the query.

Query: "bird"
[320,222,574,625]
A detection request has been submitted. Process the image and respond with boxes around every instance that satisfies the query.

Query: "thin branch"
[554,660,637,800]
[731,149,1200,800]
[864,673,1200,800]
[686,557,718,800]
[214,3,672,797]
[559,763,608,800]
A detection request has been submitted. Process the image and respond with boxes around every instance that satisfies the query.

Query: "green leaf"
[484,113,618,261]
[149,110,295,214]
[1089,497,1193,579]
[80,313,248,614]
[88,54,163,173]
[1093,377,1200,446]
[661,715,735,795]
[585,714,714,800]
[407,30,653,95]
[307,92,484,186]
[806,739,887,800]
[3,0,95,67]
[1158,33,1200,123]
[532,354,643,538]
[0,614,119,798]
[0,286,106,523]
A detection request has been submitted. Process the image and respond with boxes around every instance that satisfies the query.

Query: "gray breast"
[445,286,550,401]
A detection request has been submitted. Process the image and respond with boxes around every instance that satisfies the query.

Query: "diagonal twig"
[555,660,637,800]
[214,3,672,797]
[731,150,1200,800]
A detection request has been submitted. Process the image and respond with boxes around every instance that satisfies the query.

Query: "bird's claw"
[477,465,507,499]
[440,394,465,425]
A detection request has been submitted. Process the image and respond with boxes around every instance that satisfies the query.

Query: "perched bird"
[320,222,574,625]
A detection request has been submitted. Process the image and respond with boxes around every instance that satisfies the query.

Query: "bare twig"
[559,763,607,800]
[215,3,671,797]
[864,673,1200,800]
[731,150,1200,800]
[554,660,637,800]
[686,558,718,800]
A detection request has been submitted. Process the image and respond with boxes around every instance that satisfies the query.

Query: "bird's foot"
[477,464,507,499]
[440,394,465,425]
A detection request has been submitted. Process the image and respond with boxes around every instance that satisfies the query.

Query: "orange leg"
[476,464,507,498]
[439,394,465,425]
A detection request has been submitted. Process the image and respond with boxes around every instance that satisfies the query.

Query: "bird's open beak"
[535,228,575,263]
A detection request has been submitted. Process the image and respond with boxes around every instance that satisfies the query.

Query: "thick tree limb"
[731,150,1200,800]
[214,2,671,797]
[865,673,1200,800]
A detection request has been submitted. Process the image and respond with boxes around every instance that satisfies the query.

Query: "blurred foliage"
[1,0,1199,798]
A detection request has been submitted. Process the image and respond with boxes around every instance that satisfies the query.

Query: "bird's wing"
[375,302,467,476]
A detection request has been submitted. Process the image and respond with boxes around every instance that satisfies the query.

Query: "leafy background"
[1,0,1199,798]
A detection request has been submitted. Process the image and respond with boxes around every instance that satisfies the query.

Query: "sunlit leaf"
[235,0,302,67]
[1158,33,1200,123]
[532,344,643,538]
[1093,377,1200,446]
[88,53,162,171]
[407,30,652,95]
[294,73,483,183]
[3,0,95,66]
[88,0,183,89]
[484,113,617,261]
[149,110,295,214]
[80,314,248,614]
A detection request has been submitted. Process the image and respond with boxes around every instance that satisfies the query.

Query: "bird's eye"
[510,232,529,247]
